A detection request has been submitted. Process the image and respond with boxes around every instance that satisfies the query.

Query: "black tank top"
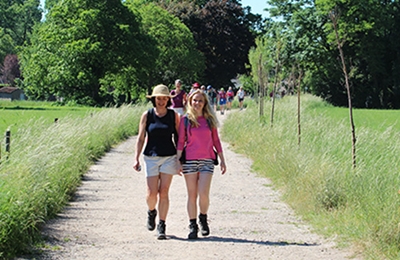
[144,108,177,157]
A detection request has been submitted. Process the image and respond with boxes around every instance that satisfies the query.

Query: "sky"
[240,0,270,19]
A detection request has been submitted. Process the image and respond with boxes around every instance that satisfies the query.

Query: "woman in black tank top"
[133,84,180,240]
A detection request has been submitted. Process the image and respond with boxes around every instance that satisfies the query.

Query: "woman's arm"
[176,118,187,171]
[174,111,180,134]
[211,127,226,174]
[133,111,147,171]
[183,93,187,106]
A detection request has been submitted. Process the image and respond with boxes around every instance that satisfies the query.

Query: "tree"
[248,36,272,108]
[155,0,255,87]
[267,0,400,108]
[157,0,261,87]
[329,8,356,169]
[20,0,157,105]
[193,0,255,87]
[267,0,331,93]
[237,73,254,96]
[240,4,268,35]
[0,28,15,66]
[125,1,205,89]
[0,0,42,57]
[0,54,21,86]
[153,0,201,39]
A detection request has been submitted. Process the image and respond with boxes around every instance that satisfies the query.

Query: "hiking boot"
[147,209,157,231]
[188,222,199,239]
[157,222,167,240]
[199,214,210,236]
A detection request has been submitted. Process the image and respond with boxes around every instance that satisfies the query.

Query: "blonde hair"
[186,90,219,128]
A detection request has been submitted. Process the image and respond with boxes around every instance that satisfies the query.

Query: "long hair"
[186,90,219,128]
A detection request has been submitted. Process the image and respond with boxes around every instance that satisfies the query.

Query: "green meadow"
[0,96,399,259]
[307,100,400,132]
[0,101,101,136]
[222,95,400,259]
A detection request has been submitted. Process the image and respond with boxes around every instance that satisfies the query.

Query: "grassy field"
[0,101,101,135]
[222,95,400,260]
[306,99,400,131]
[0,102,146,258]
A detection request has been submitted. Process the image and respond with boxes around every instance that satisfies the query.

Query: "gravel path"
[35,111,361,260]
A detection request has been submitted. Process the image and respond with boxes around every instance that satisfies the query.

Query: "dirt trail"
[34,111,361,260]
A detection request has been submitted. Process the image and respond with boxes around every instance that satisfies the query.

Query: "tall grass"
[0,104,145,258]
[222,95,400,259]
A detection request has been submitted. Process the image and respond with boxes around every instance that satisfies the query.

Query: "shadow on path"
[168,235,318,246]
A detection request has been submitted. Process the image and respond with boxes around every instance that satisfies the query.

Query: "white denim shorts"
[144,155,179,177]
[172,107,185,116]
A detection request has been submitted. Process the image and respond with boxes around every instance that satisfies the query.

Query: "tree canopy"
[194,0,255,87]
[0,0,41,85]
[8,0,399,108]
[125,1,205,89]
[20,0,157,105]
[18,0,211,105]
[0,0,42,59]
[153,0,257,87]
[0,54,20,86]
[263,0,400,108]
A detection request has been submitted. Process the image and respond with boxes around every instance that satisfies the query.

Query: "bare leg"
[198,173,213,214]
[157,173,173,221]
[184,173,199,219]
[146,176,159,211]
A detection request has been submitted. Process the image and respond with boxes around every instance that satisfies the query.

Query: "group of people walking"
[169,80,245,116]
[133,81,227,240]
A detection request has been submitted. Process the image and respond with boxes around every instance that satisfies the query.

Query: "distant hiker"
[236,86,245,110]
[177,90,226,239]
[133,84,180,240]
[226,86,234,111]
[206,85,217,112]
[188,82,200,97]
[217,88,227,115]
[170,79,187,116]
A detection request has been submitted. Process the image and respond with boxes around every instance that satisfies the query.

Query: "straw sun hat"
[146,84,171,98]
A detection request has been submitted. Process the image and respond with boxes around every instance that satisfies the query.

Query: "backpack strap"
[206,118,213,131]
[185,115,212,131]
[184,115,189,128]
[170,109,178,146]
[146,108,153,130]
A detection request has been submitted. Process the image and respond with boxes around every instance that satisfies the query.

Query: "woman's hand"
[220,161,226,175]
[176,158,183,176]
[133,161,141,172]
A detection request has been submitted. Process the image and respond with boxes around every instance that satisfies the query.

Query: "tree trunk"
[297,68,303,146]
[330,10,357,169]
[271,62,280,128]
[258,54,264,117]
